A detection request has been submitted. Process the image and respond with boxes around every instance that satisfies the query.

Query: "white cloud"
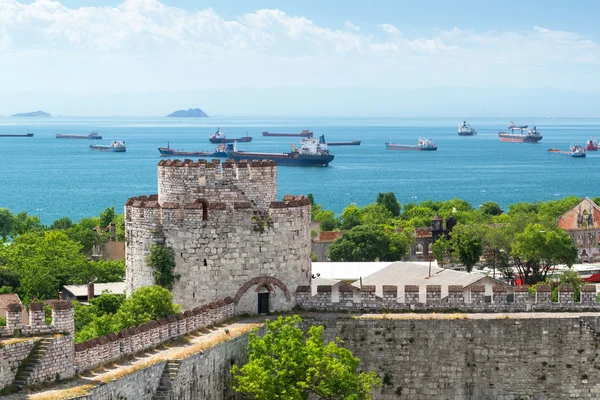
[0,0,599,94]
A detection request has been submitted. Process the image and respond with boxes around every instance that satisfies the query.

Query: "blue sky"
[2,1,600,115]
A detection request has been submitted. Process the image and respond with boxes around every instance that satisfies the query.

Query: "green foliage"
[231,315,380,400]
[10,212,43,238]
[329,225,390,262]
[0,317,5,327]
[479,201,502,216]
[360,203,393,226]
[376,192,400,217]
[385,228,413,260]
[49,216,73,230]
[315,210,337,232]
[84,260,126,284]
[146,244,179,290]
[339,204,362,231]
[450,225,484,273]
[543,269,583,302]
[99,206,116,228]
[431,235,454,268]
[0,267,20,290]
[307,193,315,205]
[311,252,318,262]
[0,209,13,242]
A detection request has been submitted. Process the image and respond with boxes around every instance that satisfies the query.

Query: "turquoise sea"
[1,116,599,224]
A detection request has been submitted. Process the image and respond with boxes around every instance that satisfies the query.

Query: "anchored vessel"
[209,128,252,144]
[262,129,313,137]
[385,138,437,151]
[458,121,477,136]
[90,141,126,152]
[228,135,334,166]
[586,139,598,151]
[498,123,542,143]
[548,144,586,158]
[328,140,361,146]
[158,142,232,157]
[0,131,34,137]
[56,132,102,140]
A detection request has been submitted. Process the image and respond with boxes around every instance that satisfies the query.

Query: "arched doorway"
[258,286,270,314]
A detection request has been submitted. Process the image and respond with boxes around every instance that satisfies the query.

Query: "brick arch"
[193,199,209,221]
[233,276,291,305]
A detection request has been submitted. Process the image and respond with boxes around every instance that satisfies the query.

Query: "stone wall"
[125,160,312,312]
[0,339,36,388]
[297,283,600,312]
[308,315,600,399]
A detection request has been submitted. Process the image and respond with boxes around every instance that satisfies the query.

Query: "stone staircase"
[153,360,181,399]
[13,338,53,387]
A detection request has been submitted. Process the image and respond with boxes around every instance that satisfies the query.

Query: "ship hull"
[0,133,34,137]
[328,141,361,146]
[209,137,252,144]
[158,148,227,157]
[458,131,476,136]
[498,133,542,143]
[385,144,437,151]
[228,152,334,166]
[262,132,313,137]
[56,134,103,140]
[90,145,126,152]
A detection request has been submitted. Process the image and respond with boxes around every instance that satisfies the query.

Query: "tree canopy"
[231,315,380,400]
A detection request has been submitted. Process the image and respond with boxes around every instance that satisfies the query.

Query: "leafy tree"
[0,231,88,302]
[329,225,390,261]
[99,206,116,228]
[511,223,577,284]
[542,269,583,302]
[537,196,580,219]
[0,209,13,242]
[0,267,20,291]
[360,203,393,226]
[76,260,126,284]
[49,216,74,230]
[376,192,400,217]
[507,202,539,215]
[90,293,126,315]
[339,204,362,231]
[10,212,43,238]
[113,286,181,331]
[113,213,125,241]
[315,210,337,232]
[231,315,380,400]
[431,235,454,269]
[146,244,179,290]
[480,201,502,216]
[450,225,484,273]
[385,229,413,260]
[307,193,315,205]
[482,228,512,280]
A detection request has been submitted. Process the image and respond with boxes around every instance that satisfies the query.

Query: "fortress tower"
[125,159,312,313]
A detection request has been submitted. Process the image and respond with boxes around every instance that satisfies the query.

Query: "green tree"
[511,223,577,284]
[307,193,315,205]
[0,231,88,302]
[146,244,179,290]
[431,235,454,269]
[328,225,390,261]
[113,213,125,241]
[99,206,116,228]
[450,225,484,273]
[10,211,43,238]
[541,269,583,302]
[315,210,337,232]
[479,201,502,216]
[339,204,362,231]
[0,209,13,242]
[49,216,73,230]
[360,203,393,226]
[376,192,400,217]
[77,260,126,284]
[0,267,20,293]
[231,315,380,400]
[113,286,181,331]
[385,229,413,260]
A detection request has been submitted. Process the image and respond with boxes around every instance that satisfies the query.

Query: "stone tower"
[125,159,312,313]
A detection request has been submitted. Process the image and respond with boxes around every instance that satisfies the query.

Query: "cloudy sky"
[1,0,599,115]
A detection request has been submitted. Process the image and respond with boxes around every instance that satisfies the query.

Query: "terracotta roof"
[316,231,343,242]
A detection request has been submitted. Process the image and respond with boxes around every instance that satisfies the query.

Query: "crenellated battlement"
[296,283,600,312]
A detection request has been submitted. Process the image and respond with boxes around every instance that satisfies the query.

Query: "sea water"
[0,116,598,224]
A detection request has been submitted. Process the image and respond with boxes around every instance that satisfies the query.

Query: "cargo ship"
[0,131,34,137]
[209,128,252,144]
[90,141,126,152]
[498,123,542,143]
[458,121,477,136]
[385,138,437,151]
[328,140,361,146]
[158,142,231,157]
[227,135,334,166]
[586,139,598,151]
[548,144,586,158]
[262,130,313,137]
[56,132,102,139]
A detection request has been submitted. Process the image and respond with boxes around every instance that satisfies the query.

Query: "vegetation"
[146,244,179,290]
[0,207,126,303]
[231,315,381,400]
[74,286,181,343]
[308,194,580,284]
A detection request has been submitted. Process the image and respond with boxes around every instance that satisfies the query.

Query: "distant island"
[166,108,209,118]
[11,110,51,117]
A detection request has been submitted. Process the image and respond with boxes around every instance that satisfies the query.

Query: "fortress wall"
[0,339,36,388]
[310,315,600,400]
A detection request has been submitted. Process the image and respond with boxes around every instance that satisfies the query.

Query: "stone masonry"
[125,159,312,313]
